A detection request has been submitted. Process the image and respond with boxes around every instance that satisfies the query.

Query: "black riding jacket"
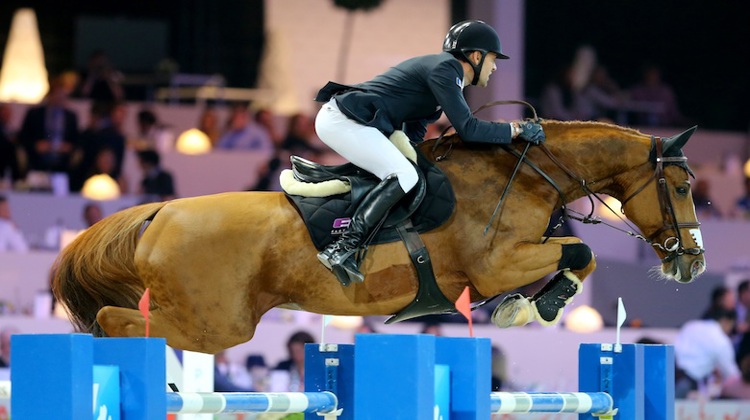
[316,52,513,144]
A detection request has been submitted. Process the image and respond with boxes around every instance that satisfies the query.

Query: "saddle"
[283,145,458,323]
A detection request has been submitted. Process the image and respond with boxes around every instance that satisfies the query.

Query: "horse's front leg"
[490,236,596,329]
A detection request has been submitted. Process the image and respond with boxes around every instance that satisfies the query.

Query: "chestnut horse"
[53,120,705,354]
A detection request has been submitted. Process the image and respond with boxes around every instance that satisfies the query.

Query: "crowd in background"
[1,42,750,403]
[0,50,326,198]
[668,280,750,400]
[0,51,330,252]
[536,45,694,128]
[536,45,749,222]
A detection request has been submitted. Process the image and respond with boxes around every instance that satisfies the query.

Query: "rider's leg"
[315,99,418,285]
[319,175,406,284]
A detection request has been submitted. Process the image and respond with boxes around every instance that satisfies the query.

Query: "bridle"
[616,136,704,263]
[536,135,704,265]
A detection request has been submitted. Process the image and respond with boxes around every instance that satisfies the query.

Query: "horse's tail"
[52,201,167,337]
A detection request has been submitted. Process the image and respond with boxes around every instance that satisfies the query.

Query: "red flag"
[139,288,150,338]
[455,286,473,337]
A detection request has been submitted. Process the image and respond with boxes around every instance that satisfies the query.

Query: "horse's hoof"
[491,294,533,328]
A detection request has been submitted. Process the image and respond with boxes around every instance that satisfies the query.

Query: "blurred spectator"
[539,64,584,121]
[70,101,127,192]
[248,112,322,192]
[255,108,283,146]
[197,107,222,148]
[703,285,736,319]
[281,113,323,159]
[244,354,269,392]
[541,62,624,123]
[721,354,750,399]
[538,46,597,121]
[131,108,175,153]
[270,330,315,392]
[674,307,740,399]
[78,50,124,103]
[136,150,176,203]
[0,326,20,367]
[248,156,284,192]
[628,64,691,127]
[491,345,509,392]
[214,351,254,392]
[421,321,443,336]
[578,65,625,122]
[87,148,129,193]
[538,45,630,123]
[732,177,750,220]
[0,195,29,252]
[356,319,379,334]
[636,336,664,345]
[17,73,80,182]
[692,179,722,219]
[82,202,104,228]
[0,103,22,187]
[217,105,273,153]
[736,280,750,344]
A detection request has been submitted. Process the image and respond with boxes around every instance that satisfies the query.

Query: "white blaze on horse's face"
[689,228,703,250]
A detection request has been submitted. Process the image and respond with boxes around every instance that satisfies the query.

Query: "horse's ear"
[662,126,697,153]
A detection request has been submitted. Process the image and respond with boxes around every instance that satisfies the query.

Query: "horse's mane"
[539,119,645,141]
[421,119,647,155]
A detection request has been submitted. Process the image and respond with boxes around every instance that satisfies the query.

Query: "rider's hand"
[517,121,545,145]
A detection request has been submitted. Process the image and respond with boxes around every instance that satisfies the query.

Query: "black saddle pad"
[286,153,455,250]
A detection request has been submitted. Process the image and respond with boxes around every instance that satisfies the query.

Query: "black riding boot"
[318,175,406,286]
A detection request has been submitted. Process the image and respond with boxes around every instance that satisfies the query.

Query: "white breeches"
[314,99,419,193]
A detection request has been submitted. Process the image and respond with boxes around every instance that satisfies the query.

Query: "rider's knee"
[558,243,592,270]
[393,166,419,193]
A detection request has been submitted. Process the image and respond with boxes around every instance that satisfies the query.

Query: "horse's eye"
[676,186,689,195]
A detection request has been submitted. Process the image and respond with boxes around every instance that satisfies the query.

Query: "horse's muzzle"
[667,254,706,284]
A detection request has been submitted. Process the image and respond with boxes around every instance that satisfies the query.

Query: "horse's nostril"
[691,260,705,276]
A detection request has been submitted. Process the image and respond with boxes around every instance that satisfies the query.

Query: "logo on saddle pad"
[331,217,351,235]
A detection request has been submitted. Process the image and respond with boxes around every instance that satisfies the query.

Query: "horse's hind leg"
[97,306,229,354]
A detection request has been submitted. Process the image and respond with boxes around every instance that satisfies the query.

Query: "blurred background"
[0,0,749,409]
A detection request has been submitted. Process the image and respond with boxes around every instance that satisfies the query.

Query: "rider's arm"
[402,109,442,142]
[427,60,513,144]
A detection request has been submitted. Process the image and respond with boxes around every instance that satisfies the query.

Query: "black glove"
[518,121,545,145]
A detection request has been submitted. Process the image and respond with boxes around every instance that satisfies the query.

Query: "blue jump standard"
[9,333,675,420]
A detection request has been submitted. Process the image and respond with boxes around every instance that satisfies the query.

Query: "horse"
[53,120,706,354]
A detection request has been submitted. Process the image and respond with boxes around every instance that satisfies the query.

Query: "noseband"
[618,137,704,263]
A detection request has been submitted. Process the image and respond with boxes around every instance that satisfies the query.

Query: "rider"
[314,20,546,286]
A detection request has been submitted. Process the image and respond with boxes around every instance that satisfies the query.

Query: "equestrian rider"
[314,20,546,286]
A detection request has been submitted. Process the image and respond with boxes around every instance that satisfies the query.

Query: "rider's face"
[476,52,498,87]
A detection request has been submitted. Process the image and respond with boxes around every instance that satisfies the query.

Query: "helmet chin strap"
[464,51,487,86]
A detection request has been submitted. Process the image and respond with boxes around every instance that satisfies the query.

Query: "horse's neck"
[427,123,652,206]
[542,123,651,199]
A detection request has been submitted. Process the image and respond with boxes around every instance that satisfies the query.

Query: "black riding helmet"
[442,20,508,86]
